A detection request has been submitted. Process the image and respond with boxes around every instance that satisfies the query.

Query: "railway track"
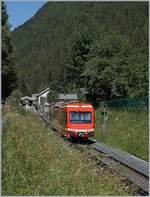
[73,141,149,196]
[38,112,149,196]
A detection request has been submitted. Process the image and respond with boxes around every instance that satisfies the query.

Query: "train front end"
[65,103,94,139]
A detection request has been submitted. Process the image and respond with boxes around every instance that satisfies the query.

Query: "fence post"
[101,108,108,133]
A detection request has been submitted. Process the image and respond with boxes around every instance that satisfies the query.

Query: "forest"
[11,2,148,105]
[2,2,18,101]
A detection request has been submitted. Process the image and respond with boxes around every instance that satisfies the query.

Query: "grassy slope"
[94,109,149,161]
[2,107,137,195]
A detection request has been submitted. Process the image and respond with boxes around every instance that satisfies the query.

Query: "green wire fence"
[99,96,148,112]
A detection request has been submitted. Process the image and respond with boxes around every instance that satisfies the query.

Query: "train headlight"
[65,128,70,131]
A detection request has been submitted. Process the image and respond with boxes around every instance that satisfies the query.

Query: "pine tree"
[2,2,18,101]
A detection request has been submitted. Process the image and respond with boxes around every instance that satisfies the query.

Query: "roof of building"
[32,93,38,97]
[31,94,38,100]
[59,94,78,100]
[20,96,35,101]
[36,88,50,97]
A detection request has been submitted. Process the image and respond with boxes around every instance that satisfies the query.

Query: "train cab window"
[70,112,92,124]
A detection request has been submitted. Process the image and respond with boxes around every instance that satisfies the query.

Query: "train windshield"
[70,111,92,124]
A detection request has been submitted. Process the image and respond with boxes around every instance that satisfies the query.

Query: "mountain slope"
[12,2,148,96]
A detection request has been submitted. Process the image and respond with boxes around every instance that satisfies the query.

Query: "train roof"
[50,102,94,110]
[60,102,93,108]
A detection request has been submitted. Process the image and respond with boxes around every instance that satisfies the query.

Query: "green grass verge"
[94,108,149,161]
[2,108,137,195]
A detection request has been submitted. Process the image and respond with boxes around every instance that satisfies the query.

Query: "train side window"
[60,111,67,127]
[64,111,67,125]
[53,110,58,120]
[64,111,67,124]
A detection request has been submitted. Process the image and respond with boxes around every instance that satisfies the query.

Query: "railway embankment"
[2,107,137,195]
[94,109,148,161]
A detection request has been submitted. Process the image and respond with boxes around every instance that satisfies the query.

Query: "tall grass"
[2,108,137,195]
[94,108,148,161]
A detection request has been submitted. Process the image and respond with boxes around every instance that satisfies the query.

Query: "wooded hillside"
[12,2,148,104]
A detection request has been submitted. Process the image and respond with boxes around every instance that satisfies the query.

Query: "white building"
[58,94,78,102]
[36,88,50,105]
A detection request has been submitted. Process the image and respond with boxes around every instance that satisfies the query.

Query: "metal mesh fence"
[99,96,149,112]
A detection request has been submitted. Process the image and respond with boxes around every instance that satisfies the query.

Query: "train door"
[52,109,58,130]
[59,109,67,135]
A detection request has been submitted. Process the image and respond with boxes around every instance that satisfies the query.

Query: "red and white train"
[50,102,95,139]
